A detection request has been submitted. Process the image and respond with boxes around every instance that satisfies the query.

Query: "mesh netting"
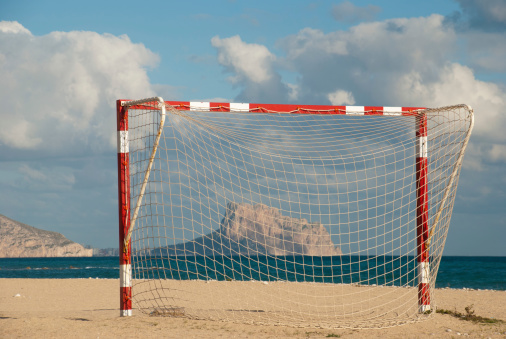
[121,100,473,328]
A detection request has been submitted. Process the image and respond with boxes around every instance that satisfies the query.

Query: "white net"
[120,99,473,328]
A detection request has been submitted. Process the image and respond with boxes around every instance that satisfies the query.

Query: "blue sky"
[0,0,505,255]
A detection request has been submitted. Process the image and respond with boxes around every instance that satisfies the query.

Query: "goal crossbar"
[140,101,427,115]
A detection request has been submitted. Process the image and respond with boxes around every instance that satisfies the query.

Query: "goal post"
[117,97,166,317]
[116,98,473,327]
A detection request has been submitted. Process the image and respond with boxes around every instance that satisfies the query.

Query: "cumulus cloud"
[277,15,458,104]
[211,35,290,102]
[396,63,505,140]
[0,21,31,35]
[0,21,159,155]
[487,144,506,162]
[211,35,275,84]
[331,1,381,24]
[0,22,169,245]
[327,90,355,105]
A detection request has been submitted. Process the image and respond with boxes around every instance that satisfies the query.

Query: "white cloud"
[287,83,299,101]
[396,63,505,140]
[487,144,506,162]
[0,21,31,35]
[278,15,458,104]
[211,35,275,84]
[211,35,290,103]
[327,90,355,105]
[0,21,159,155]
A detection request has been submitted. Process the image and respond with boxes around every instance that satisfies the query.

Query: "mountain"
[0,214,93,257]
[156,202,342,256]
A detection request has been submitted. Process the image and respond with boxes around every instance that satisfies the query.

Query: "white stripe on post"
[417,136,428,158]
[230,103,250,111]
[120,264,132,287]
[117,131,129,153]
[418,262,429,284]
[345,106,365,115]
[120,309,132,316]
[190,102,210,111]
[383,107,403,116]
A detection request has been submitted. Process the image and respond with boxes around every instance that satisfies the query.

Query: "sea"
[0,256,504,291]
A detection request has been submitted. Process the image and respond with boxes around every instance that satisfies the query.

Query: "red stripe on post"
[120,286,132,314]
[418,283,430,306]
[117,100,128,132]
[118,153,131,265]
[416,157,429,262]
[416,114,428,137]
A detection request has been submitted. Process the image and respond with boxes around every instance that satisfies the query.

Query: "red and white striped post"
[117,100,132,317]
[416,113,430,313]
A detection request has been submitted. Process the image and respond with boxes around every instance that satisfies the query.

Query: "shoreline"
[0,276,504,292]
[1,278,505,338]
[0,276,506,292]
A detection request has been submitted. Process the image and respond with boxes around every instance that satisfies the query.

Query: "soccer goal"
[116,97,473,328]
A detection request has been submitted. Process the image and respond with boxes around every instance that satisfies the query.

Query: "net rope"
[124,101,473,328]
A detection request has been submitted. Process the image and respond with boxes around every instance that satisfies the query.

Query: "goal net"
[116,98,473,328]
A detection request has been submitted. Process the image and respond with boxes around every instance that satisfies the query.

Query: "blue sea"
[0,256,504,291]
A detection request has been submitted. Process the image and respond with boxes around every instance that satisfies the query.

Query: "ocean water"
[0,256,504,291]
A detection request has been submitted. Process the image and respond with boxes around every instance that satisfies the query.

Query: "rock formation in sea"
[0,214,93,257]
[159,202,342,256]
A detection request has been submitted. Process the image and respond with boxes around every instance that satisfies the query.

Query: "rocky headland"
[159,202,342,256]
[0,214,93,257]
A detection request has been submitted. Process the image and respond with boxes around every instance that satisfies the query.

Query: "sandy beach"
[1,278,505,338]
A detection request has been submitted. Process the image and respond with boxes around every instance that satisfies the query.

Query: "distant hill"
[0,214,92,257]
[155,202,342,257]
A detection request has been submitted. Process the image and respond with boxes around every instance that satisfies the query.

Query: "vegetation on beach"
[437,305,505,324]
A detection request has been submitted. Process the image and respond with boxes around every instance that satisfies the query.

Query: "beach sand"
[1,278,505,338]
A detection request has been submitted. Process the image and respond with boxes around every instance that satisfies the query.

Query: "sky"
[0,0,505,255]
